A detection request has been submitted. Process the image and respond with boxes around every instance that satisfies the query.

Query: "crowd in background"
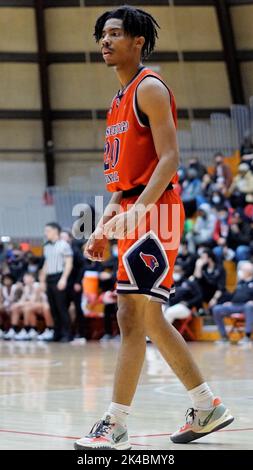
[1,138,253,344]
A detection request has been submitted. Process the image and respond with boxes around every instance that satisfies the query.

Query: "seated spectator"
[209,190,227,211]
[0,274,22,337]
[7,248,28,282]
[25,251,43,279]
[213,209,234,261]
[194,249,226,307]
[176,242,197,277]
[228,163,253,208]
[181,168,202,217]
[212,261,253,345]
[226,211,253,262]
[186,203,217,250]
[213,152,233,194]
[188,157,207,179]
[162,264,203,324]
[240,131,253,168]
[201,173,214,201]
[4,273,52,341]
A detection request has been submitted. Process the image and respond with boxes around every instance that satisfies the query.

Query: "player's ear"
[135,36,145,52]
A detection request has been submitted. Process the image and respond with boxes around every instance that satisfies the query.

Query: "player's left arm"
[133,76,179,209]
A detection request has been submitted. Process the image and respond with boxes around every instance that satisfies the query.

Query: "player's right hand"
[84,227,107,262]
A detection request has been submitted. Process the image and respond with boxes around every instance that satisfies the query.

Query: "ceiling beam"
[215,0,245,104]
[34,0,55,187]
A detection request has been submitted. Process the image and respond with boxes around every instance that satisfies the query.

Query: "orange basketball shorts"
[116,189,185,302]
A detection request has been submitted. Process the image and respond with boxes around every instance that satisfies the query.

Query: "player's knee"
[117,297,144,338]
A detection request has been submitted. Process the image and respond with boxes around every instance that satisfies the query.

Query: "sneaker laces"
[88,418,113,438]
[185,408,197,424]
[180,408,197,430]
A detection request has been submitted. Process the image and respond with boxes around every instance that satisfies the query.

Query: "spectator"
[0,274,22,338]
[162,264,203,323]
[209,190,227,211]
[40,222,73,342]
[201,173,214,201]
[228,163,253,208]
[212,261,253,345]
[188,158,207,180]
[8,248,28,281]
[61,230,86,343]
[213,152,233,193]
[226,211,253,262]
[240,131,253,167]
[4,272,53,341]
[194,249,226,307]
[176,242,197,277]
[186,203,217,250]
[25,251,43,279]
[181,168,202,217]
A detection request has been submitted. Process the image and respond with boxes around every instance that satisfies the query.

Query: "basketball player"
[74,5,233,450]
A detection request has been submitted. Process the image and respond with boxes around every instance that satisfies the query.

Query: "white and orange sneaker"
[170,397,234,444]
[74,414,131,450]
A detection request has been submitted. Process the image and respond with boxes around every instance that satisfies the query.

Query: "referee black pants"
[46,273,72,340]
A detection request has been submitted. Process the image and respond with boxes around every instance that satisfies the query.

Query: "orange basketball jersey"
[104,67,178,192]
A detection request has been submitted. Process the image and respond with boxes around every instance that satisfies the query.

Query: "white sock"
[188,382,214,410]
[107,402,130,426]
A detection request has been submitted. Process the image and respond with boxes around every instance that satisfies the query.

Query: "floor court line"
[0,427,253,442]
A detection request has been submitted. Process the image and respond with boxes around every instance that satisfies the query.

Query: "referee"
[40,222,73,342]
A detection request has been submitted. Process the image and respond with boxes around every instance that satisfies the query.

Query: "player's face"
[101,18,141,67]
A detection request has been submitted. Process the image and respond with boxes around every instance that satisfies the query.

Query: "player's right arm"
[84,190,122,261]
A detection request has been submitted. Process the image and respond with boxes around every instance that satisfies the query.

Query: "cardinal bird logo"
[139,252,159,272]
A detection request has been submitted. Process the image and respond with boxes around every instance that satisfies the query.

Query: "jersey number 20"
[104,138,120,171]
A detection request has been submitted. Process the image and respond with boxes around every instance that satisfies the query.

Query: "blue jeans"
[235,246,251,262]
[212,303,253,338]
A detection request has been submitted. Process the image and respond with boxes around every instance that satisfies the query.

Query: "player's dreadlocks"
[94,5,160,59]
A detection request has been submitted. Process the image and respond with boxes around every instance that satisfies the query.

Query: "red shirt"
[104,67,178,192]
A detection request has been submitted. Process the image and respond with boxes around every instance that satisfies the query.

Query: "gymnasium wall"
[0,1,253,189]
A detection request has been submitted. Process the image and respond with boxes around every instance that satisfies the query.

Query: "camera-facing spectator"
[194,249,226,307]
[181,168,202,217]
[0,274,23,338]
[4,273,53,341]
[213,152,233,193]
[186,203,217,250]
[226,211,253,262]
[228,163,253,208]
[7,249,28,282]
[176,242,197,277]
[162,264,203,324]
[240,131,253,168]
[188,158,207,180]
[212,261,253,345]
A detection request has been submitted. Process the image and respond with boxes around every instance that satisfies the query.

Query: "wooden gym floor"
[0,340,252,450]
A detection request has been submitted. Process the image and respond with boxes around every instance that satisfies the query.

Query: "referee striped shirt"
[43,240,73,275]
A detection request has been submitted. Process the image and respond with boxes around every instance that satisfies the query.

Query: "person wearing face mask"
[212,261,253,345]
[186,203,217,250]
[213,153,233,194]
[228,163,253,208]
[162,265,203,324]
[226,211,252,262]
[181,168,202,217]
[210,191,226,211]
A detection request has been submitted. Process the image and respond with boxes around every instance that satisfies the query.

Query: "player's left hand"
[103,208,145,239]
